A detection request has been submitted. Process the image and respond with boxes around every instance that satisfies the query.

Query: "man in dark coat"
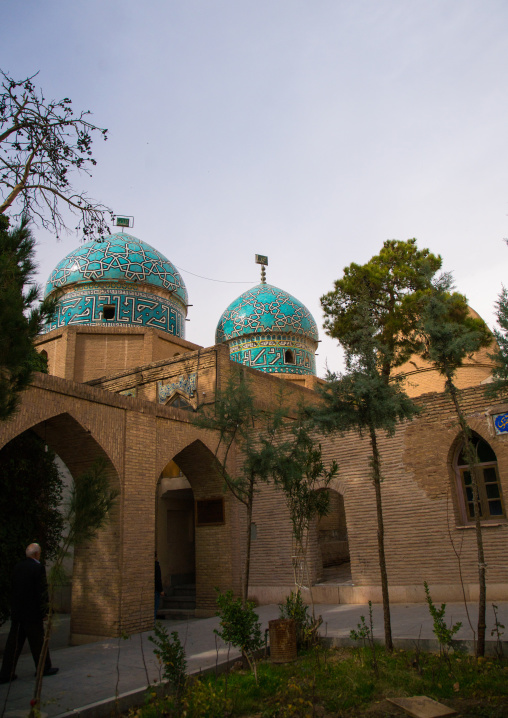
[0,543,59,684]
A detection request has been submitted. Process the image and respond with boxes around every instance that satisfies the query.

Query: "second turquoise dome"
[216,283,318,343]
[216,283,318,376]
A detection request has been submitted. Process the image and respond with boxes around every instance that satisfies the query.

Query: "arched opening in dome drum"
[102,305,115,321]
[284,349,295,364]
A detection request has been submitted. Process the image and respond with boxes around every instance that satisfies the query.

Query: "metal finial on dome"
[255,254,268,284]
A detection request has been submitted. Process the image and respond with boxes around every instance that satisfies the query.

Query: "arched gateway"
[0,371,236,643]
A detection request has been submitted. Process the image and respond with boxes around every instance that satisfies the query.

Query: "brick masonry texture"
[2,337,508,640]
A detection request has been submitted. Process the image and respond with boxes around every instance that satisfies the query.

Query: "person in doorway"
[0,543,59,684]
[154,552,164,623]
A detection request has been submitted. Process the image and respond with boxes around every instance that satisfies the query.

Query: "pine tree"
[0,215,55,420]
[317,239,442,651]
[312,305,419,651]
[486,285,508,396]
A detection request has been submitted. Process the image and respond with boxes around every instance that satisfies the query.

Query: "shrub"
[215,589,263,682]
[149,623,187,697]
[278,590,314,648]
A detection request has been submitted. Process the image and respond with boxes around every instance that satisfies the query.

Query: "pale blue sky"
[2,1,508,375]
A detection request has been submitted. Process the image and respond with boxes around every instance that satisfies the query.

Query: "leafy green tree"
[418,274,492,656]
[0,430,64,625]
[0,214,56,420]
[0,70,111,237]
[317,239,441,651]
[193,368,287,603]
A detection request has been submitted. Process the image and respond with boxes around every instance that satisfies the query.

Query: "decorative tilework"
[216,283,318,376]
[229,336,316,375]
[215,283,318,343]
[158,373,197,404]
[42,285,186,337]
[45,232,188,305]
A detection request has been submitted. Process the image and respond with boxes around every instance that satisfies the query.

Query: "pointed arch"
[453,432,505,523]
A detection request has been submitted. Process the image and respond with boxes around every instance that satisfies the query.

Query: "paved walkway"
[1,601,507,718]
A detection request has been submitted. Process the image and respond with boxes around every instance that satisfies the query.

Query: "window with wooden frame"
[195,498,225,526]
[455,435,505,521]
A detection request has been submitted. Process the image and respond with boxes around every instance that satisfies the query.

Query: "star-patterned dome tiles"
[44,232,188,305]
[215,283,318,343]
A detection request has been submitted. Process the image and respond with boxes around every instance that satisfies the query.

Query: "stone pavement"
[1,602,507,718]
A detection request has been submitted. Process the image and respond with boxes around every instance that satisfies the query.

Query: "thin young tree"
[0,70,111,237]
[193,368,286,603]
[418,274,492,657]
[271,415,338,611]
[311,311,419,652]
[30,458,118,717]
[318,239,442,651]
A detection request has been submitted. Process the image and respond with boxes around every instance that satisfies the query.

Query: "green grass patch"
[129,646,508,717]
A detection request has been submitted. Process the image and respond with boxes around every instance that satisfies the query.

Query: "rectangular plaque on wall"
[195,498,225,526]
[493,413,508,434]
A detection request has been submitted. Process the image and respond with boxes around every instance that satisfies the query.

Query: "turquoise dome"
[216,283,318,376]
[42,232,188,338]
[216,283,318,343]
[44,232,187,305]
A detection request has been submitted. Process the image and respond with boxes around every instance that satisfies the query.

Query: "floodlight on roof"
[113,215,134,228]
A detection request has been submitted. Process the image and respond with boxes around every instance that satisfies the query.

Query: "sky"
[2,1,508,376]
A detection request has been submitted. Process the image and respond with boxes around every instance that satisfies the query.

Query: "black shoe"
[0,674,17,684]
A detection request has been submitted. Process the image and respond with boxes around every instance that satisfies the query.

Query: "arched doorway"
[156,459,196,618]
[155,440,235,615]
[316,488,351,583]
[0,412,122,641]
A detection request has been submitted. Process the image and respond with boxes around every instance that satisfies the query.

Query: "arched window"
[167,394,193,411]
[284,349,295,364]
[455,435,505,521]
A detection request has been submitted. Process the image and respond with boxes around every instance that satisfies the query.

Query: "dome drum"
[44,233,188,339]
[42,284,186,336]
[228,335,316,375]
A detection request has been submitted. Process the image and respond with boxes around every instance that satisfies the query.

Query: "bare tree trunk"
[446,379,486,657]
[242,479,255,605]
[369,423,393,653]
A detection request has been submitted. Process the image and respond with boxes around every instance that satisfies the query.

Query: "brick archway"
[2,411,123,643]
[156,440,237,615]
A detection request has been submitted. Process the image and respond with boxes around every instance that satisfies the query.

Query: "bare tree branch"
[0,70,112,237]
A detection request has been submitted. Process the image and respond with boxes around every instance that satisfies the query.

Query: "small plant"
[424,581,462,657]
[272,674,315,717]
[214,589,263,682]
[148,623,187,698]
[182,675,232,717]
[278,589,318,649]
[491,603,505,659]
[349,600,378,675]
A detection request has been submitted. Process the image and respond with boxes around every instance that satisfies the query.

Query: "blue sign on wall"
[493,413,508,434]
